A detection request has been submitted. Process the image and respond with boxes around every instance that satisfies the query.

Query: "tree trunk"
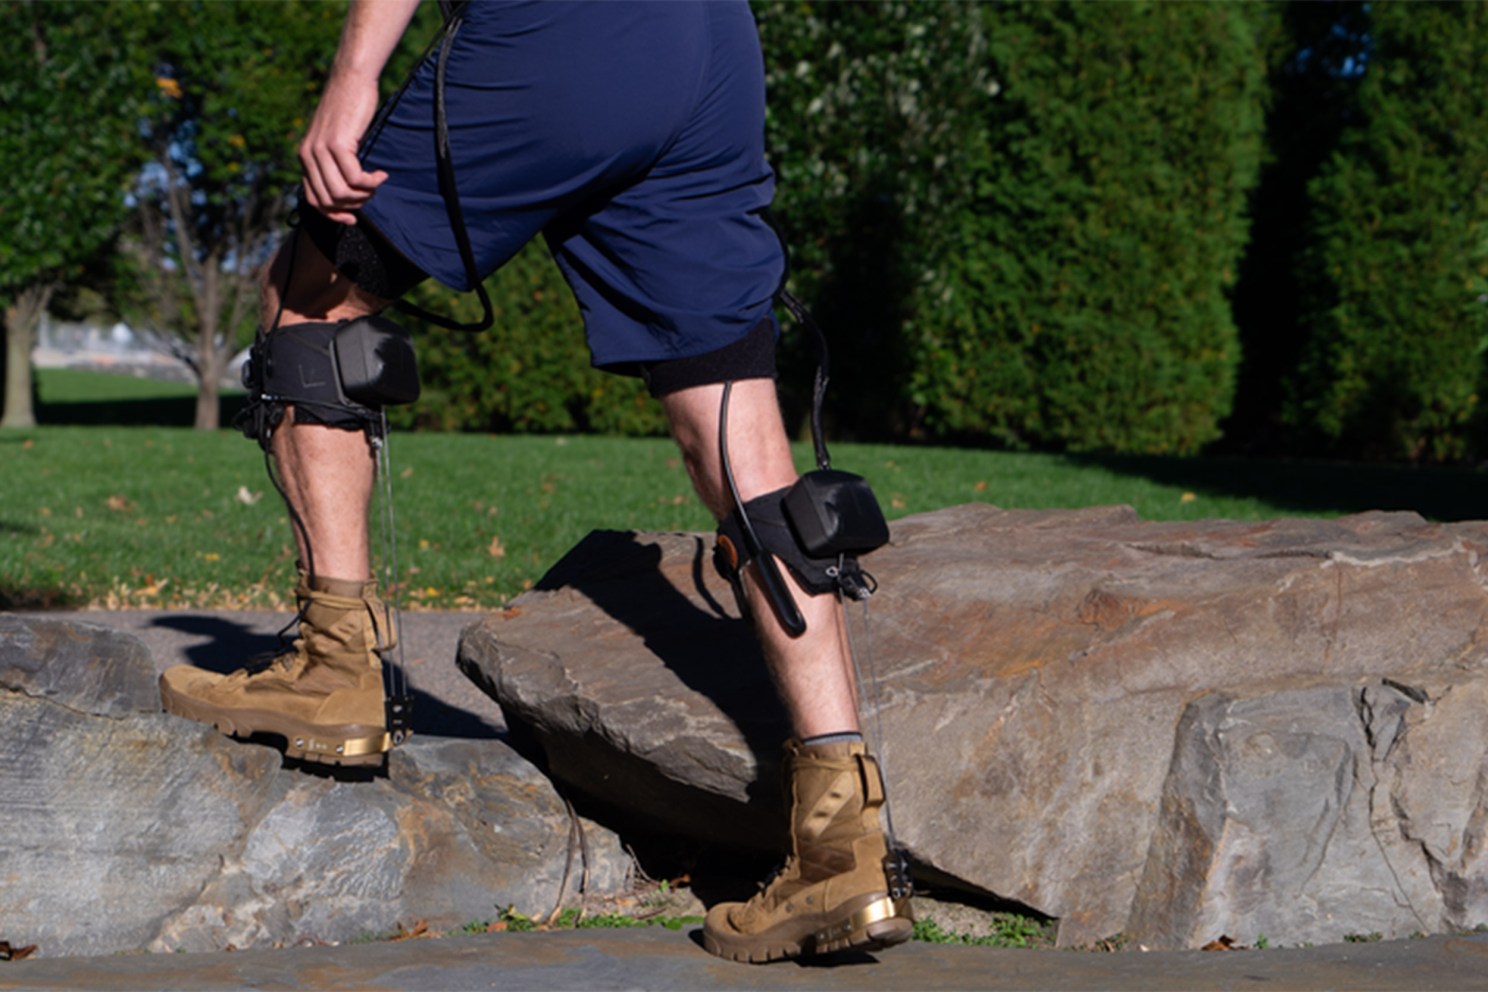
[194,329,223,431]
[195,374,220,431]
[193,257,223,431]
[2,283,53,429]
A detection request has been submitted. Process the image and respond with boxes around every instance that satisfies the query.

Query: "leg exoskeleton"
[237,316,421,448]
[715,468,889,620]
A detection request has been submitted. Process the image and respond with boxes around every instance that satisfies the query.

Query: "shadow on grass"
[1069,453,1488,523]
[0,584,86,610]
[37,394,249,427]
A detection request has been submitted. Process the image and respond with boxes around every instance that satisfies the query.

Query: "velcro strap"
[366,598,397,654]
[859,753,885,805]
[715,487,842,597]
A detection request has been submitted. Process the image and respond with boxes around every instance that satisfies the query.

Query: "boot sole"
[160,681,392,767]
[703,895,914,964]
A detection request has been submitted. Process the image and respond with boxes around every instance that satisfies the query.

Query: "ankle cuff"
[801,731,864,748]
[309,575,376,598]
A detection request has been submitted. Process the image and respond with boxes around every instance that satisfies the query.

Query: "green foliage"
[917,2,1266,453]
[758,2,1266,454]
[9,1,1482,460]
[0,0,157,425]
[138,0,343,232]
[0,1,153,292]
[117,0,347,430]
[1227,3,1369,450]
[755,1,995,438]
[389,242,668,437]
[1283,1,1488,462]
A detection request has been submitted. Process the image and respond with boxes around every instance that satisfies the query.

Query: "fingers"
[301,140,388,225]
[298,74,387,224]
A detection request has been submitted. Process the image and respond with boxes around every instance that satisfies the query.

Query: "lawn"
[3,369,1484,611]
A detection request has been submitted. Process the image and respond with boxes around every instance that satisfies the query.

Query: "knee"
[260,229,383,326]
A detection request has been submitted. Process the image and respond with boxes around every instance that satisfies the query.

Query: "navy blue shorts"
[351,0,784,373]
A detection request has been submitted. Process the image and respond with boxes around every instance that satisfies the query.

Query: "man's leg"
[664,378,913,963]
[659,378,860,737]
[158,233,400,766]
[257,230,392,581]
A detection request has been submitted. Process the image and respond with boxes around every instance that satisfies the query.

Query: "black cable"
[719,381,805,636]
[761,209,833,472]
[777,289,833,472]
[354,5,493,333]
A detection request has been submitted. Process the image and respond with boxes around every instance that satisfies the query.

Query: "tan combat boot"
[702,739,914,963]
[159,575,397,766]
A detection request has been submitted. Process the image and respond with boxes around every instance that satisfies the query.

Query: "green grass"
[912,914,1055,949]
[4,368,1485,611]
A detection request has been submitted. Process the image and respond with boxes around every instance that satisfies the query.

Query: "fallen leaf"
[487,535,506,558]
[1180,492,1198,503]
[235,486,262,506]
[105,494,135,513]
[388,920,429,942]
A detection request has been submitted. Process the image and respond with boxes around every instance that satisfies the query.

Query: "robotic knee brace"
[237,315,421,447]
[713,378,890,636]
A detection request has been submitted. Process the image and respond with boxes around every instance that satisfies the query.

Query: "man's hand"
[299,70,388,225]
[298,0,421,225]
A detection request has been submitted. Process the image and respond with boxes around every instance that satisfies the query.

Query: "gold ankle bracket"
[291,731,394,759]
[814,895,909,947]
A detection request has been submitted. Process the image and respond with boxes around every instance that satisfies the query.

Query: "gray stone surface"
[458,504,1488,948]
[0,615,630,957]
[4,926,1488,992]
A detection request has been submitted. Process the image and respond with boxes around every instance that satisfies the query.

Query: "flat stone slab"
[2,928,1486,992]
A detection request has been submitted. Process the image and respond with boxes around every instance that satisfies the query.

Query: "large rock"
[458,503,1488,948]
[0,615,630,957]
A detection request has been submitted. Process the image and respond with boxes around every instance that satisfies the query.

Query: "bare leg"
[259,232,393,581]
[660,378,860,739]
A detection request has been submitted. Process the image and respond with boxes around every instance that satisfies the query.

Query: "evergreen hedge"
[928,2,1265,453]
[759,1,1267,454]
[1282,1,1488,462]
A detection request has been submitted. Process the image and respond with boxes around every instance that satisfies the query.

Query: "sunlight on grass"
[2,415,1483,611]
